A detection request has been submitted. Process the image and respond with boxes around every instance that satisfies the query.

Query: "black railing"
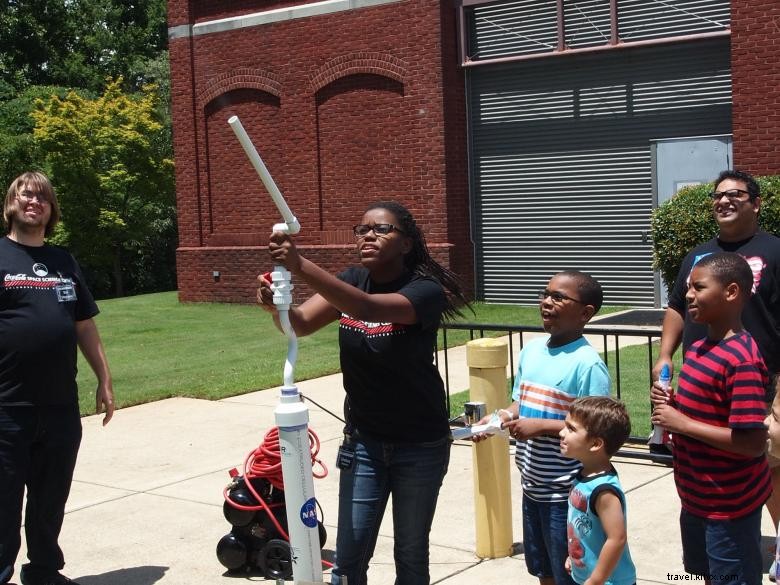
[436,322,672,464]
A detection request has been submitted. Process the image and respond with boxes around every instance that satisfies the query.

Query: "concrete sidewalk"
[11,358,776,584]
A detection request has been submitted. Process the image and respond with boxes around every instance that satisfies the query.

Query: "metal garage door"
[468,39,732,305]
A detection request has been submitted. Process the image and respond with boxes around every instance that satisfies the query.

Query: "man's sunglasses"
[708,189,753,201]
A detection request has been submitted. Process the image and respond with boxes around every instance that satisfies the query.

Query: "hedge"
[651,175,780,290]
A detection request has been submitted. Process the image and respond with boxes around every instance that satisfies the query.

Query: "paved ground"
[8,330,777,584]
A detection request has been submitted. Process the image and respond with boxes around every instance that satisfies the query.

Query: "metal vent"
[633,72,732,113]
[469,0,558,60]
[564,0,612,48]
[477,89,573,123]
[474,146,655,305]
[467,40,732,306]
[618,0,730,42]
[467,0,730,61]
[580,85,629,117]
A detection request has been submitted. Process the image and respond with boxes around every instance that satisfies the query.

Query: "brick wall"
[177,243,453,303]
[731,0,780,176]
[170,0,471,304]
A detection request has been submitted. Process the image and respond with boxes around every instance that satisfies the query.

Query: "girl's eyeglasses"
[353,224,405,237]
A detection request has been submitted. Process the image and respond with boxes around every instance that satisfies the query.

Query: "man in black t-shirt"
[653,169,780,564]
[0,172,114,585]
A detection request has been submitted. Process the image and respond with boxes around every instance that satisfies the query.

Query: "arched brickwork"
[314,73,411,235]
[202,88,283,241]
[197,68,282,108]
[309,52,407,93]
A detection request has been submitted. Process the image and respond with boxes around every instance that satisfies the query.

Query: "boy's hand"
[471,409,512,443]
[564,557,572,575]
[470,414,494,442]
[651,358,674,384]
[650,384,671,406]
[651,403,688,434]
[471,409,515,442]
[651,358,674,399]
[504,418,538,441]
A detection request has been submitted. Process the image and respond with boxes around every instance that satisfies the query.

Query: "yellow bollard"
[466,338,513,559]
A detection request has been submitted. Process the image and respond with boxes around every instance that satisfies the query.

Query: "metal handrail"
[436,321,672,464]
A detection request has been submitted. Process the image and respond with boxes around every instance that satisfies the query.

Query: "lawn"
[76,291,341,414]
[78,292,669,436]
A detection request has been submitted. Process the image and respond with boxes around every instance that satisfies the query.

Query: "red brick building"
[731,0,780,175]
[168,0,469,303]
[169,0,779,306]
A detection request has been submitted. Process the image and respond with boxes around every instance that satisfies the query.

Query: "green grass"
[78,292,664,437]
[76,291,341,414]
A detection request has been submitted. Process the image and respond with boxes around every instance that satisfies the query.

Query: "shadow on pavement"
[76,566,168,585]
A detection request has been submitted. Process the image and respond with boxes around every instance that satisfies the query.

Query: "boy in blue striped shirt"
[490,271,611,585]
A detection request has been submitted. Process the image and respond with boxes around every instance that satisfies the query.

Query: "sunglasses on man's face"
[708,189,752,202]
[352,224,405,237]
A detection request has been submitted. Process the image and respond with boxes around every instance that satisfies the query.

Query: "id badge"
[54,280,77,303]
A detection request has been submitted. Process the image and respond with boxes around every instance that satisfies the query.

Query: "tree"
[0,0,167,94]
[0,85,69,191]
[32,78,175,297]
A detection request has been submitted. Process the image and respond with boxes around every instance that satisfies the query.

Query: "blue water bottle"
[649,364,671,445]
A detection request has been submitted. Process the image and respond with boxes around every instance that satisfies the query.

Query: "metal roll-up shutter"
[618,0,730,42]
[469,0,558,60]
[468,40,732,305]
[468,0,730,61]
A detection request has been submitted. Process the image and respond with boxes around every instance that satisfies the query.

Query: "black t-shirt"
[0,237,99,405]
[668,231,780,375]
[337,266,450,442]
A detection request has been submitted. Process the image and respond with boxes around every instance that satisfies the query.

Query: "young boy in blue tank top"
[560,397,636,585]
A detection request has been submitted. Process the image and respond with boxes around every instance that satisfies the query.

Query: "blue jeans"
[330,432,451,585]
[522,495,576,585]
[680,507,763,585]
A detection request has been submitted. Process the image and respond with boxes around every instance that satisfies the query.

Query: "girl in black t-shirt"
[258,201,468,585]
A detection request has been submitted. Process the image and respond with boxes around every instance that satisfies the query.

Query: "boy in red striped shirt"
[652,251,770,585]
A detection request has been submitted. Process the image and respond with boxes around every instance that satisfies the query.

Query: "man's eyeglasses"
[353,223,405,237]
[538,289,584,304]
[16,190,50,205]
[709,189,752,202]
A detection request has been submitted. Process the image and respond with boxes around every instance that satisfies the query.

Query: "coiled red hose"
[223,426,333,568]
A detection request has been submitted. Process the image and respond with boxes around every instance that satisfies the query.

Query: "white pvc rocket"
[228,115,323,583]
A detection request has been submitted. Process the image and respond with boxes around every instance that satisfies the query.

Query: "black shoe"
[19,565,80,585]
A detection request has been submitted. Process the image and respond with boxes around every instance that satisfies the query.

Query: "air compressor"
[216,427,328,579]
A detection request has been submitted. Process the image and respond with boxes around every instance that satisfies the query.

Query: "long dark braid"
[366,201,471,320]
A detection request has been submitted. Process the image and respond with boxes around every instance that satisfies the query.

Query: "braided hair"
[366,201,471,319]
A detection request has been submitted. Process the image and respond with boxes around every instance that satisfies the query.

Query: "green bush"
[651,175,780,290]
